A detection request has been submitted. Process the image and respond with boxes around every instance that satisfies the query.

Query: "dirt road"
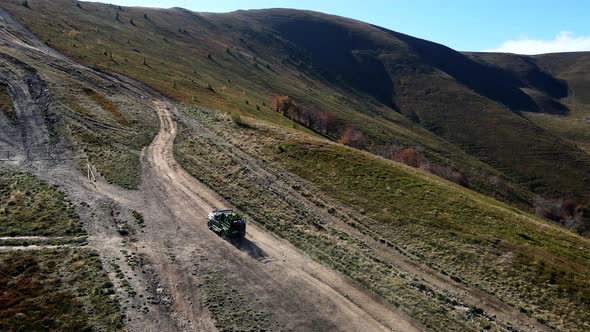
[94,98,422,331]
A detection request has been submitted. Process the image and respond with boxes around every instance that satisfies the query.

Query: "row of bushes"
[383,145,468,186]
[533,197,590,235]
[271,95,467,187]
[271,95,336,135]
[271,95,590,234]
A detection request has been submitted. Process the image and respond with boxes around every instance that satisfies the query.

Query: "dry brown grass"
[82,88,128,125]
[0,83,15,121]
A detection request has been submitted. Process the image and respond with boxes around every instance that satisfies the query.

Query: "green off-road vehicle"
[207,209,246,239]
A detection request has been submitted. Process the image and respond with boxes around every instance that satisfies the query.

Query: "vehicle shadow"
[230,237,273,263]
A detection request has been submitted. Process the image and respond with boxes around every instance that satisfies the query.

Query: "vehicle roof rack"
[213,208,234,213]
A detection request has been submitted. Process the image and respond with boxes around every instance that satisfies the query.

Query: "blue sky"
[96,0,590,54]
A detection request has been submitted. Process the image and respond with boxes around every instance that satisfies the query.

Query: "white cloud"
[483,31,590,55]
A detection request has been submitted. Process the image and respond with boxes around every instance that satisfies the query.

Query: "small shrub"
[230,113,247,127]
[400,148,426,168]
[271,95,297,116]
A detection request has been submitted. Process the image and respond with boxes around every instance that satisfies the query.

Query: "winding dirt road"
[99,98,423,331]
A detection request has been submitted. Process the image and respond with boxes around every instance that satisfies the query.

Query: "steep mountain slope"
[1,1,590,332]
[7,0,587,205]
[470,51,590,154]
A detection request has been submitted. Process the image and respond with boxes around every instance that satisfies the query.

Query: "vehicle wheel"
[221,230,228,239]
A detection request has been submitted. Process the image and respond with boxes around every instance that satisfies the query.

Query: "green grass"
[0,169,124,331]
[394,71,590,198]
[0,248,124,332]
[69,122,144,189]
[275,142,590,331]
[523,111,590,154]
[52,82,157,189]
[56,83,157,189]
[0,169,84,237]
[0,236,87,247]
[175,107,590,331]
[82,88,129,125]
[0,83,15,121]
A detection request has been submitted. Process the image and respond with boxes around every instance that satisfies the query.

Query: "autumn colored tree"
[338,127,365,149]
[400,148,420,167]
[560,199,578,219]
[316,111,336,134]
[271,95,297,117]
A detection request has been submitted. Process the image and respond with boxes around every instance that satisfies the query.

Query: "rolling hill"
[1,1,589,331]
[4,0,590,204]
[470,51,590,154]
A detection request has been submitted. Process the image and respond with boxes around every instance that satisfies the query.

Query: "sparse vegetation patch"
[0,248,124,331]
[0,169,84,237]
[0,83,15,121]
[82,88,128,125]
[194,254,278,332]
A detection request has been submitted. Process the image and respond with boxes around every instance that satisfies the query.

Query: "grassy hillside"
[0,248,123,331]
[392,70,590,197]
[0,16,159,190]
[1,1,590,331]
[531,53,590,154]
[175,106,590,331]
[0,0,559,206]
